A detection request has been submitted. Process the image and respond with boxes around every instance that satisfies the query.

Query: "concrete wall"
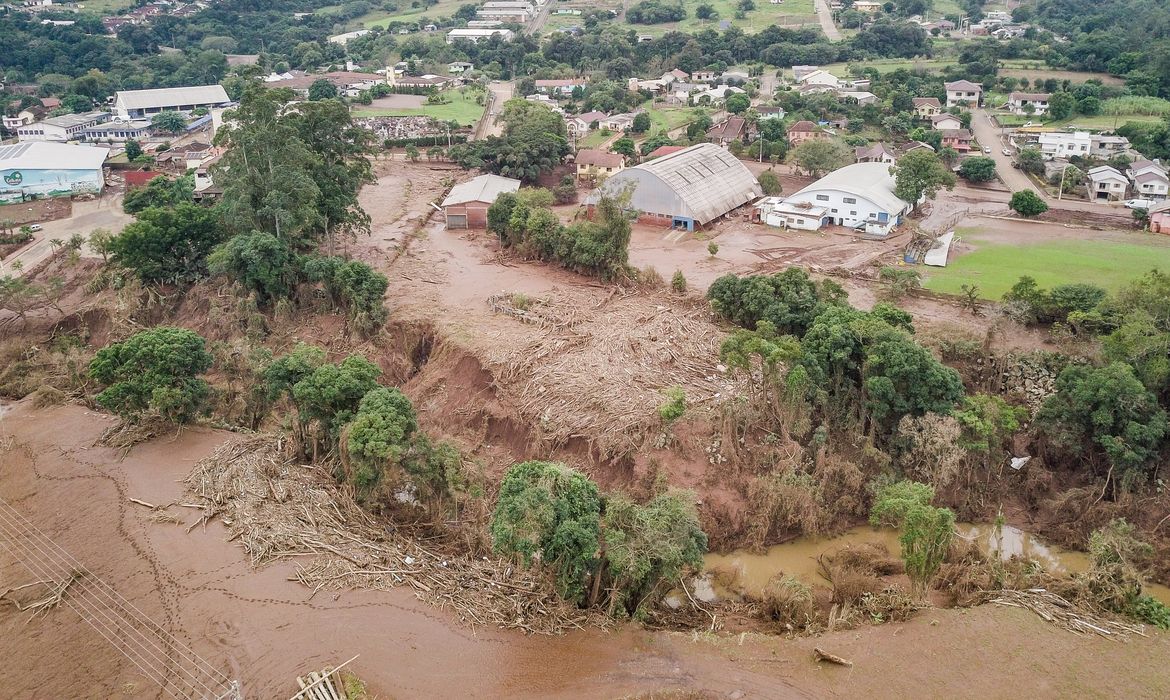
[0,167,102,203]
[444,201,490,228]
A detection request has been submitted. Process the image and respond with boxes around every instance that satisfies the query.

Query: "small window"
[831,208,838,213]
[850,211,857,216]
[815,194,830,201]
[843,197,856,204]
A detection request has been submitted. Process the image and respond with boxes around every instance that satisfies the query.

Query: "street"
[814,0,842,41]
[0,193,132,277]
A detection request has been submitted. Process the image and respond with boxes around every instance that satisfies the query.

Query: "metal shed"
[585,143,762,231]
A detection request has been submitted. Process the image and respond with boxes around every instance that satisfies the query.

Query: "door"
[446,213,467,229]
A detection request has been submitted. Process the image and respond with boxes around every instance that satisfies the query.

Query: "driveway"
[1,193,133,277]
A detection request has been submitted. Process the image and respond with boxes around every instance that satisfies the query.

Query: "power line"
[0,497,240,699]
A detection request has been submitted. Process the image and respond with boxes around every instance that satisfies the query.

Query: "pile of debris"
[185,436,604,634]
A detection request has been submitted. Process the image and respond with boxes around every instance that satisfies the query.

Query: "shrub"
[758,170,783,195]
[759,574,815,630]
[658,385,686,422]
[671,269,687,293]
[345,387,417,490]
[707,241,719,257]
[1009,189,1048,217]
[869,480,934,528]
[88,327,213,423]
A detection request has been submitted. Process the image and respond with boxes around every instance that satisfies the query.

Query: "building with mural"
[0,142,109,203]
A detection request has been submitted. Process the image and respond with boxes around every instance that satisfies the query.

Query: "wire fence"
[0,496,241,700]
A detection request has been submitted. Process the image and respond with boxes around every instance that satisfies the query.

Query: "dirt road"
[814,0,842,41]
[474,81,515,140]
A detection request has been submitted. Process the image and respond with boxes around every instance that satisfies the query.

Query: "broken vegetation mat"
[183,435,605,634]
[983,589,1148,640]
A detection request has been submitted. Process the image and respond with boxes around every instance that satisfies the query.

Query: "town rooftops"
[572,111,607,124]
[441,173,521,206]
[0,142,110,171]
[791,162,909,214]
[912,97,941,107]
[645,145,688,159]
[575,149,624,168]
[788,120,820,133]
[113,85,230,111]
[944,80,983,91]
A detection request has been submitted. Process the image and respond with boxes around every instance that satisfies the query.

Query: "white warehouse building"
[112,85,231,119]
[758,162,913,236]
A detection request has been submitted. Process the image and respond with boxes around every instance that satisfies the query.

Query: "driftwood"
[984,589,1148,640]
[813,648,853,667]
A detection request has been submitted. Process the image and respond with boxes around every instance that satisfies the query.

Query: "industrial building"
[757,162,912,236]
[584,143,762,231]
[16,111,110,142]
[112,85,231,119]
[441,174,521,228]
[446,28,515,44]
[0,142,110,203]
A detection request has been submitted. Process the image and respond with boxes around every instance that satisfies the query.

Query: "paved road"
[814,0,842,41]
[0,194,132,278]
[524,0,551,35]
[472,81,515,141]
[969,108,1130,215]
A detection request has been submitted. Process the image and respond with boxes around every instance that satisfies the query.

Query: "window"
[843,197,856,204]
[850,211,857,216]
[815,194,829,201]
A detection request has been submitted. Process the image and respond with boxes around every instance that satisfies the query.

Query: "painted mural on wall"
[0,168,102,204]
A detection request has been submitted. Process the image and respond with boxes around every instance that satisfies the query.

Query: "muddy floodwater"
[699,524,1170,606]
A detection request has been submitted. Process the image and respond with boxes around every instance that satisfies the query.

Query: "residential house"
[1007,92,1051,116]
[852,0,883,12]
[448,61,474,74]
[706,116,754,148]
[534,78,587,96]
[941,128,973,153]
[690,70,717,82]
[1090,134,1132,159]
[599,112,638,131]
[797,69,841,90]
[757,106,786,121]
[1149,201,1170,234]
[328,29,371,45]
[692,85,745,106]
[912,97,942,118]
[855,142,896,164]
[944,80,982,108]
[787,120,826,146]
[1038,131,1092,160]
[441,174,521,228]
[645,145,687,160]
[663,69,690,83]
[1129,160,1169,200]
[1086,165,1129,201]
[446,28,515,43]
[568,111,607,138]
[840,91,878,106]
[575,149,625,182]
[791,65,819,81]
[666,82,704,105]
[393,75,452,91]
[930,113,962,131]
[761,162,912,235]
[901,141,936,156]
[3,107,45,131]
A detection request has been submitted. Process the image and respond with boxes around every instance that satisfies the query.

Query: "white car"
[1124,199,1156,210]
[983,146,992,154]
[27,224,42,232]
[1001,148,1012,156]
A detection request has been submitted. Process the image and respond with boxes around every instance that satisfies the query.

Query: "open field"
[623,0,816,35]
[922,226,1170,298]
[75,0,136,14]
[361,0,467,28]
[642,102,712,136]
[577,129,614,148]
[823,58,956,77]
[351,89,486,125]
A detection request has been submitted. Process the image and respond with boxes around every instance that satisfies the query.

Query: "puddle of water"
[697,523,1170,606]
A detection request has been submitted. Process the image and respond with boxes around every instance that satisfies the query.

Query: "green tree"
[301,256,389,336]
[89,327,213,423]
[611,137,636,160]
[150,110,188,134]
[1048,91,1076,120]
[122,173,195,214]
[900,502,955,597]
[491,461,602,605]
[695,3,716,18]
[405,144,421,162]
[124,140,143,161]
[207,230,300,304]
[957,156,997,182]
[707,269,845,336]
[892,149,956,204]
[725,93,751,114]
[631,112,651,133]
[869,480,934,527]
[109,204,227,284]
[1037,363,1168,483]
[1016,147,1045,175]
[758,170,782,195]
[308,78,339,101]
[1009,189,1048,217]
[290,354,382,444]
[345,387,418,490]
[601,491,707,616]
[790,139,847,178]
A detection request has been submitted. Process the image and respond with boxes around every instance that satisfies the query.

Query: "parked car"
[1124,199,1157,210]
[1001,148,1012,156]
[983,146,992,153]
[27,224,42,232]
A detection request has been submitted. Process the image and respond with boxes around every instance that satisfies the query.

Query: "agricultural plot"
[623,0,816,35]
[922,229,1170,299]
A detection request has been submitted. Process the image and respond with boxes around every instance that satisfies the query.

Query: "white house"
[840,91,878,106]
[446,28,515,43]
[112,85,230,119]
[1086,165,1129,201]
[599,112,638,131]
[1007,92,1051,116]
[1090,134,1132,159]
[930,113,961,131]
[797,69,841,89]
[692,85,745,106]
[328,29,371,45]
[762,162,913,236]
[944,80,982,108]
[1129,160,1169,200]
[1038,131,1092,160]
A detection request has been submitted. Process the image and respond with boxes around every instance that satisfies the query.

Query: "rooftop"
[33,111,109,129]
[114,85,230,110]
[945,80,983,91]
[0,142,110,171]
[791,162,909,215]
[441,173,520,206]
[575,149,624,168]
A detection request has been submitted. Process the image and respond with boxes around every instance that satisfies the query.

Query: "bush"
[707,242,719,256]
[302,256,389,336]
[758,169,782,195]
[89,327,213,423]
[1009,189,1048,217]
[957,156,997,183]
[345,387,417,491]
[869,480,934,528]
[671,269,687,293]
[626,0,686,23]
[759,574,815,630]
[658,385,686,422]
[110,204,227,285]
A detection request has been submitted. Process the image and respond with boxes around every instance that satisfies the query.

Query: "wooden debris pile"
[984,588,1148,640]
[487,289,738,461]
[185,436,604,635]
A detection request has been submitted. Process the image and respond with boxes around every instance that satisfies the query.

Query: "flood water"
[695,523,1170,606]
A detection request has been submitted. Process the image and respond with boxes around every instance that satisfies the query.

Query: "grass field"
[351,90,486,126]
[362,0,466,28]
[624,0,816,35]
[642,102,712,136]
[578,129,614,148]
[822,58,956,77]
[76,0,136,13]
[922,232,1170,299]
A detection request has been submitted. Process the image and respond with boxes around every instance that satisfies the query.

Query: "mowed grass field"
[625,0,816,35]
[351,90,486,126]
[922,233,1170,299]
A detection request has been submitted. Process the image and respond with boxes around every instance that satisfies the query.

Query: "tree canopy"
[89,327,213,423]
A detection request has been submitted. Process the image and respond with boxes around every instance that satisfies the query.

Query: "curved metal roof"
[588,143,761,225]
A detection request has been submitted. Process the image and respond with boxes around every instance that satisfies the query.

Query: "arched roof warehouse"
[585,143,762,226]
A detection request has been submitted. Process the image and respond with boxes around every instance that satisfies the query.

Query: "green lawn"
[822,58,956,77]
[351,90,486,126]
[362,0,467,28]
[624,0,815,35]
[641,102,712,136]
[75,0,137,14]
[578,129,614,148]
[922,234,1170,299]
